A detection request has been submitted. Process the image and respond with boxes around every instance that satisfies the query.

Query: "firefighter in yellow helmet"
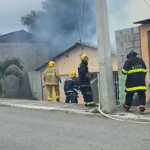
[78,54,96,107]
[43,61,61,102]
[64,71,80,103]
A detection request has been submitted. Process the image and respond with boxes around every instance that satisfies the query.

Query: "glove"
[78,90,81,93]
[85,73,92,79]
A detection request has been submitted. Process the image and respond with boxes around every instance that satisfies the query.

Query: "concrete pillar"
[94,0,116,113]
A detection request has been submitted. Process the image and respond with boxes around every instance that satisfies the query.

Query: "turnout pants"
[65,93,78,104]
[125,91,146,110]
[80,86,95,106]
[47,85,60,102]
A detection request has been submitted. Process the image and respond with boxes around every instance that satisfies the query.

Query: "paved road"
[0,107,150,150]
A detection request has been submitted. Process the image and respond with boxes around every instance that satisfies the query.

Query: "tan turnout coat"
[43,67,61,85]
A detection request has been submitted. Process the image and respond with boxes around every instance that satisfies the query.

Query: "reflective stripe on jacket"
[122,57,147,92]
[64,77,80,95]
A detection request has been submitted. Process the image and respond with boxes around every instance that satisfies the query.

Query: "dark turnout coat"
[122,56,147,93]
[78,61,91,87]
[64,77,80,96]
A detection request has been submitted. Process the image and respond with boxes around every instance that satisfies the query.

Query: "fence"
[97,72,120,105]
[113,71,120,105]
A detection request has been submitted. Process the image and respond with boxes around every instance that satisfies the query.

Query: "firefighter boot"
[48,97,52,101]
[139,107,145,113]
[88,102,97,107]
[123,104,130,112]
[56,96,60,102]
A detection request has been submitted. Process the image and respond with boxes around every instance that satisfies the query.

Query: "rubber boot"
[88,103,97,107]
[123,104,130,112]
[84,102,87,107]
[48,97,52,101]
[139,107,145,113]
[56,98,60,102]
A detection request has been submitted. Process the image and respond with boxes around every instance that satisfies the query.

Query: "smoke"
[31,0,141,55]
[107,0,150,53]
[21,0,150,56]
[29,0,96,57]
[123,0,150,24]
[1,0,150,55]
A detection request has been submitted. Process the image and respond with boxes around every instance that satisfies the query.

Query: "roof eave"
[35,43,79,71]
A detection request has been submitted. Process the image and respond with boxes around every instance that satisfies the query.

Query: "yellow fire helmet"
[48,61,55,67]
[81,54,89,61]
[70,71,76,77]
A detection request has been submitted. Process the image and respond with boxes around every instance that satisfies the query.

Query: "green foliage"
[0,58,24,97]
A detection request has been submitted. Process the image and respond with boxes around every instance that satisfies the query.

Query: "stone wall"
[0,43,49,98]
[115,26,141,105]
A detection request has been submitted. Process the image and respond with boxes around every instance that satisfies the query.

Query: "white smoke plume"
[107,0,150,53]
[0,0,150,54]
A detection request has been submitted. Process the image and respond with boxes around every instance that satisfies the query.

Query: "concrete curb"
[1,102,150,123]
[0,103,99,117]
[111,114,150,122]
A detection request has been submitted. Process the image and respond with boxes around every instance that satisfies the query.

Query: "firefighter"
[43,61,61,102]
[78,54,96,107]
[122,50,147,112]
[64,71,80,103]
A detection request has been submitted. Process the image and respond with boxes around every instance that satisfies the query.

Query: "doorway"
[147,31,150,91]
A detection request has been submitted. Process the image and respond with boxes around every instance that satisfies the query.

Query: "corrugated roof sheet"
[36,42,116,71]
[134,18,150,24]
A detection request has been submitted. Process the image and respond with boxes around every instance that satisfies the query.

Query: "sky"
[0,0,42,34]
[0,0,150,53]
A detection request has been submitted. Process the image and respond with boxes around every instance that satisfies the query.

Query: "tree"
[0,58,24,97]
[21,10,37,31]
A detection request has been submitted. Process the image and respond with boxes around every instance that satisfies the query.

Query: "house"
[33,42,118,104]
[115,18,150,105]
[0,30,50,98]
[0,30,48,43]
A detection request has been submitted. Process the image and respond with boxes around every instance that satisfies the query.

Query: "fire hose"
[42,77,150,123]
[95,74,150,124]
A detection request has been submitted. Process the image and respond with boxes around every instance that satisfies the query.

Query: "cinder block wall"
[0,43,49,98]
[115,26,141,105]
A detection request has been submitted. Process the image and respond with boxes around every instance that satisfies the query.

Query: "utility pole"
[94,0,116,113]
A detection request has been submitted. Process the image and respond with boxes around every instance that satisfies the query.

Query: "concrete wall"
[115,26,141,105]
[39,45,117,104]
[0,43,49,98]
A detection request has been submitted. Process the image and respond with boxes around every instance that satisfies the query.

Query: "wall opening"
[113,71,119,105]
[147,31,150,91]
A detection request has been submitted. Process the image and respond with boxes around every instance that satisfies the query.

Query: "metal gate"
[28,71,42,100]
[147,31,150,91]
[113,71,119,105]
[90,73,99,104]
[97,72,120,105]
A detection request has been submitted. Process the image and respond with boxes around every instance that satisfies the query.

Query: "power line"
[72,0,81,42]
[144,0,150,7]
[81,0,85,42]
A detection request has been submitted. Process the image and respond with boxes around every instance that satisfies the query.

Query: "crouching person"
[64,71,80,104]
